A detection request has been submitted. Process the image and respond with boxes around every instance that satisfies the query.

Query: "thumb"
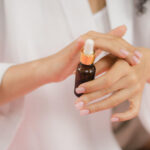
[109,25,127,37]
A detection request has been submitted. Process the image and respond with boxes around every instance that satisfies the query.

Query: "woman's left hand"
[75,47,150,122]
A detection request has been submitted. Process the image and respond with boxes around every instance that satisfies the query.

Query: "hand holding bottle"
[42,25,128,82]
[0,25,141,105]
[49,25,142,83]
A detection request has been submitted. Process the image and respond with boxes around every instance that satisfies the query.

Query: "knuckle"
[130,74,138,84]
[103,88,110,95]
[132,108,139,118]
[136,83,142,92]
[104,76,112,87]
[127,67,133,74]
[84,84,92,92]
[118,59,130,69]
[112,36,121,43]
[109,36,117,45]
[90,103,99,113]
[87,30,95,35]
[122,60,130,67]
[81,30,95,40]
[116,37,122,43]
[108,37,122,53]
[81,95,90,103]
[131,47,136,53]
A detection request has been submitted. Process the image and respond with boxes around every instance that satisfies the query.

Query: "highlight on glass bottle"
[74,39,96,97]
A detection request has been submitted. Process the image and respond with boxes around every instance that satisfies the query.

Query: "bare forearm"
[0,56,54,105]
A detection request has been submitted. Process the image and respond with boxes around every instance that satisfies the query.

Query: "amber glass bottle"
[74,39,96,97]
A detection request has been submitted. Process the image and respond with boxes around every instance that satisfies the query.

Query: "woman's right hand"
[45,25,142,83]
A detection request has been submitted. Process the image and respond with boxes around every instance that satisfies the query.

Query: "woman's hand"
[75,48,150,122]
[0,25,128,104]
[0,25,142,104]
[44,25,143,82]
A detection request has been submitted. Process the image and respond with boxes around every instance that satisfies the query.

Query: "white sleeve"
[0,63,14,85]
[139,83,150,133]
[0,63,25,150]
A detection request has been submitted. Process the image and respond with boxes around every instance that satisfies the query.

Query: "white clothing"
[94,8,110,33]
[0,0,149,150]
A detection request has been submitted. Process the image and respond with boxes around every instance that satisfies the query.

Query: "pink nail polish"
[111,117,119,122]
[80,109,89,116]
[75,101,84,110]
[134,51,142,59]
[120,49,129,57]
[76,87,85,94]
[133,56,140,64]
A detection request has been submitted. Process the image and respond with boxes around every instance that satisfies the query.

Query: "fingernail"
[76,87,85,94]
[111,117,119,122]
[134,50,142,59]
[133,56,140,64]
[80,109,89,116]
[120,49,129,57]
[75,101,84,110]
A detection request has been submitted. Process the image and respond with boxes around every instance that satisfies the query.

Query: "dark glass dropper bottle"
[74,39,96,97]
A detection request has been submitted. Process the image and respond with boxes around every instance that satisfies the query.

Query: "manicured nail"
[75,101,84,110]
[111,117,119,122]
[80,109,89,116]
[76,87,85,94]
[133,56,140,64]
[134,51,142,59]
[120,49,129,57]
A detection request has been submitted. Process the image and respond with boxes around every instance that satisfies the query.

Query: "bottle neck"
[80,52,95,65]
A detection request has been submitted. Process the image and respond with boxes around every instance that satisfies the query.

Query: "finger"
[94,25,127,58]
[109,25,127,37]
[117,39,142,65]
[75,74,136,106]
[95,54,116,75]
[111,92,142,122]
[81,31,142,65]
[91,25,127,39]
[95,49,102,58]
[79,86,138,115]
[77,59,130,93]
[94,36,141,66]
[73,25,126,54]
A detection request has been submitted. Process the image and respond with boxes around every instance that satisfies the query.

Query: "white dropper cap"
[83,39,94,55]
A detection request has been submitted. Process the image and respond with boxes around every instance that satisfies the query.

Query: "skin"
[88,0,106,14]
[75,45,150,122]
[0,25,136,105]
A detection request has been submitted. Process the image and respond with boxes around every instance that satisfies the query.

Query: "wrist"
[34,55,57,85]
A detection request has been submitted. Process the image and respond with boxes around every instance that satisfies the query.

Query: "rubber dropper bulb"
[83,39,94,55]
